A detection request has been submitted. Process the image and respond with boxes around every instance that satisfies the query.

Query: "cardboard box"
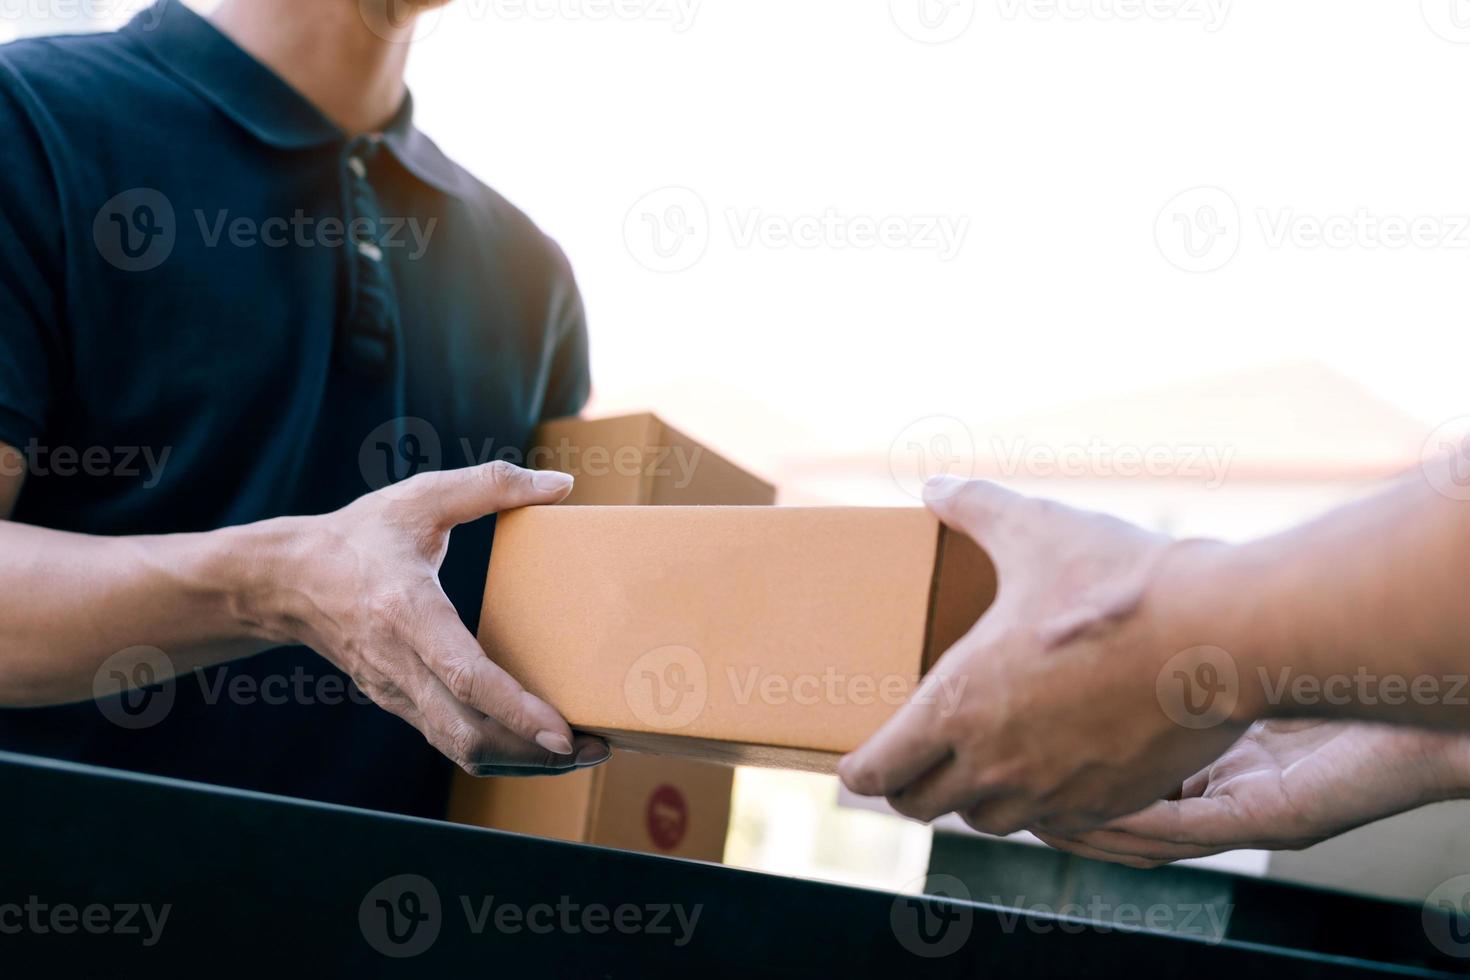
[447,413,774,861]
[480,505,996,773]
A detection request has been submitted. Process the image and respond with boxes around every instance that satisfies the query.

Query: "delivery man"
[0,0,609,818]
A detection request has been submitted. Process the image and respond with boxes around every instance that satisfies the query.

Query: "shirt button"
[357,240,384,262]
[347,156,367,179]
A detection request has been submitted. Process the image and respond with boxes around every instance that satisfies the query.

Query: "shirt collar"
[126,0,470,199]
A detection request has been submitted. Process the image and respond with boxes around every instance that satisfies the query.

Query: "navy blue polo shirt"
[0,1,590,817]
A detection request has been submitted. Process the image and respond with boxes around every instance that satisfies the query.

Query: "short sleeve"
[0,58,66,451]
[538,240,591,422]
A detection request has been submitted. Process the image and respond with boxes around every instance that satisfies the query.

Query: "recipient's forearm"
[1170,457,1470,727]
[0,518,294,706]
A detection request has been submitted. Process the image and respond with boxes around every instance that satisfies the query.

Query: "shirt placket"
[338,134,402,381]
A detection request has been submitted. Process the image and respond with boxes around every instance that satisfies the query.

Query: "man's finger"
[839,688,952,798]
[417,677,604,775]
[416,599,576,756]
[417,461,574,528]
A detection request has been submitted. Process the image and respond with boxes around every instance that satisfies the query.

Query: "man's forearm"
[0,518,288,706]
[1167,457,1470,727]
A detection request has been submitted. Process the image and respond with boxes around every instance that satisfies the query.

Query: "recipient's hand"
[839,476,1242,835]
[1031,720,1470,867]
[246,461,609,776]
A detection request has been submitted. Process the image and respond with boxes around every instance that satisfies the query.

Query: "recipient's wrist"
[1144,536,1274,727]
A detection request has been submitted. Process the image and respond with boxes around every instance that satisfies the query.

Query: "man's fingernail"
[531,471,574,493]
[576,742,611,766]
[535,731,574,755]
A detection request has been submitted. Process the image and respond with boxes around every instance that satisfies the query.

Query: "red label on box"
[645,784,688,850]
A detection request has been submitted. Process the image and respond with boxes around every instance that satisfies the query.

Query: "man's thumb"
[431,461,574,527]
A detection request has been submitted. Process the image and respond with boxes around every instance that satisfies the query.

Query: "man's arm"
[839,453,1470,835]
[0,452,608,776]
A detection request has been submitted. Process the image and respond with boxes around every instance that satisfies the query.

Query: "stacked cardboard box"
[447,413,775,861]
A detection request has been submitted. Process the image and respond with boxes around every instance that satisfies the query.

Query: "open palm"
[1029,720,1469,868]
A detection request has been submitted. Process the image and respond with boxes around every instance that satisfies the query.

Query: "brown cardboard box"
[446,414,774,861]
[480,505,996,773]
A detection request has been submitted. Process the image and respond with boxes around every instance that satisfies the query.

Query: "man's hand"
[242,460,609,777]
[839,476,1242,835]
[1031,720,1470,867]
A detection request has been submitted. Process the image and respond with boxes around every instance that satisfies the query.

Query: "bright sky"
[399,0,1470,463]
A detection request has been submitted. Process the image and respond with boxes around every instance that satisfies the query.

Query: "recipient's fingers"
[922,477,1027,557]
[1031,831,1170,870]
[887,756,1004,825]
[839,671,955,798]
[1101,797,1244,848]
[416,596,575,756]
[414,460,574,529]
